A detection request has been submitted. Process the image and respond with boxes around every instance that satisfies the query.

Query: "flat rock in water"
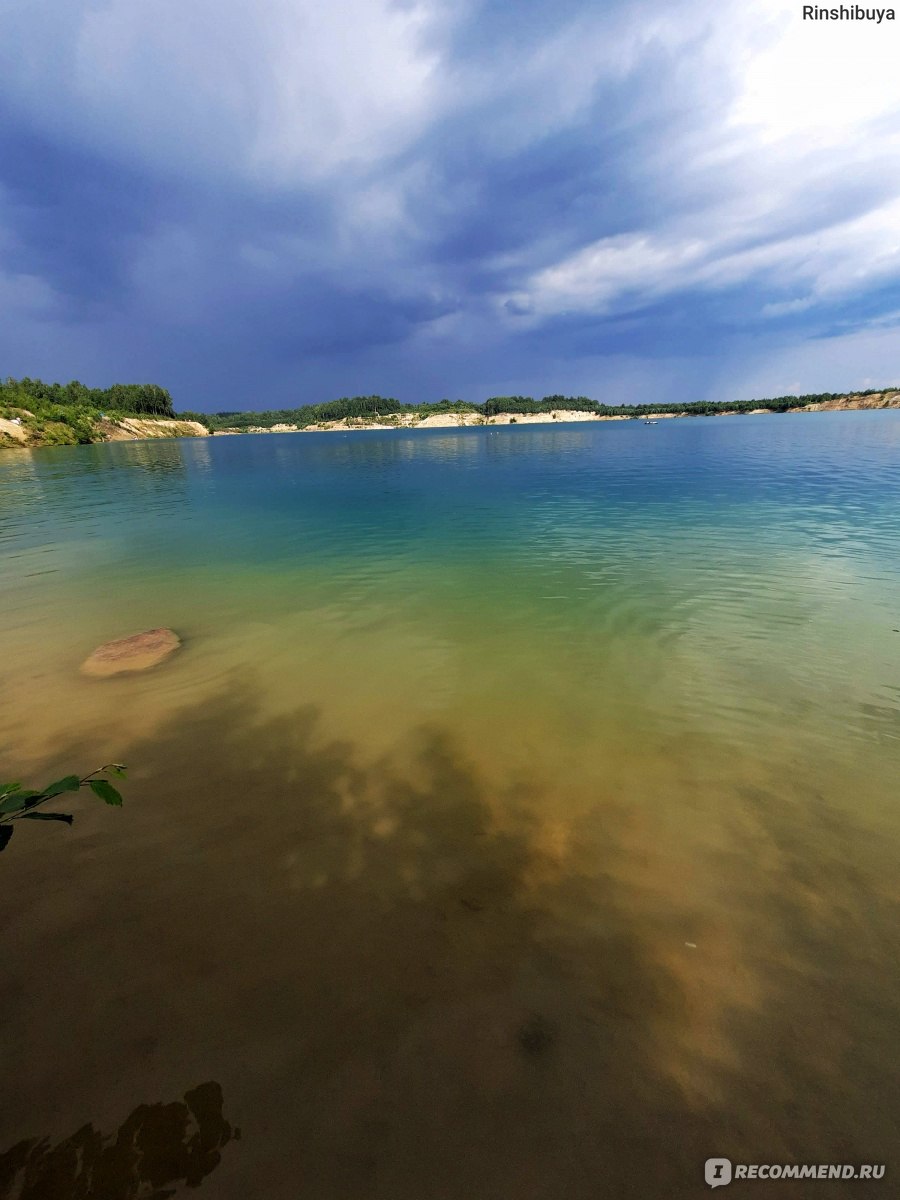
[81,628,181,677]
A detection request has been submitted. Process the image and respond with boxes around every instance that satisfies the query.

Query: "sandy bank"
[103,417,209,440]
[12,390,895,451]
[798,391,900,412]
[0,415,30,444]
[0,413,210,450]
[279,409,638,434]
[286,391,900,434]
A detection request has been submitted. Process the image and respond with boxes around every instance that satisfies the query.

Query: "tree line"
[207,396,483,430]
[209,387,896,429]
[2,377,176,417]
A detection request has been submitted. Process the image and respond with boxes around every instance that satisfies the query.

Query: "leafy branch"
[0,764,126,852]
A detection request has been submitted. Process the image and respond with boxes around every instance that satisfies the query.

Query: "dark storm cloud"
[0,0,898,408]
[0,110,165,310]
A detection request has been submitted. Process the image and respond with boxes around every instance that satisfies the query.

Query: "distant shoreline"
[213,392,900,436]
[2,391,899,451]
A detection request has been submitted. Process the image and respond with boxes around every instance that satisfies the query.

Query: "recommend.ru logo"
[704,1158,886,1186]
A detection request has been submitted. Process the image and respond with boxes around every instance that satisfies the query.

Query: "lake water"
[1,412,899,1198]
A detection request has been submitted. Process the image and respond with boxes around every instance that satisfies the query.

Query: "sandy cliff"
[101,417,209,440]
[0,415,30,444]
[797,391,900,412]
[0,412,209,449]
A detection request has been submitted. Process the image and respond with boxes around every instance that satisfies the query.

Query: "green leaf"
[0,826,12,852]
[108,764,128,778]
[42,776,81,797]
[20,812,74,824]
[0,782,22,798]
[0,791,40,815]
[89,779,123,807]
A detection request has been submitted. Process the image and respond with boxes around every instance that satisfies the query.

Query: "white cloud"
[502,0,900,325]
[505,195,900,320]
[0,0,447,183]
[729,0,900,145]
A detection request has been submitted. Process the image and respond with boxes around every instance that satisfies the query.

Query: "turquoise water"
[1,413,899,1198]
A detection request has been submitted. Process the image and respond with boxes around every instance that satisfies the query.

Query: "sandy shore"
[100,417,210,440]
[217,391,900,436]
[230,409,642,435]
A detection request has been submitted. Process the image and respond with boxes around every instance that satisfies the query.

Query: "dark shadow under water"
[1,680,897,1198]
[0,1082,238,1200]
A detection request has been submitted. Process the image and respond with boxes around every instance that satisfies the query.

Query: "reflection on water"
[1,683,898,1197]
[0,1083,238,1200]
[110,440,190,477]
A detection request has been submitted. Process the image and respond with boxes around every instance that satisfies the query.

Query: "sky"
[1,0,899,412]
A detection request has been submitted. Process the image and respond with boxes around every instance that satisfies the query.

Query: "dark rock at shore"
[81,628,181,677]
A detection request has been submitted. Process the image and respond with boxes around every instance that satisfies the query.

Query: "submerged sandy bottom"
[1,608,898,1200]
[2,420,899,1198]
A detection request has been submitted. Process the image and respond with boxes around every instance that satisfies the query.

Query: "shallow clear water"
[1,413,899,1198]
